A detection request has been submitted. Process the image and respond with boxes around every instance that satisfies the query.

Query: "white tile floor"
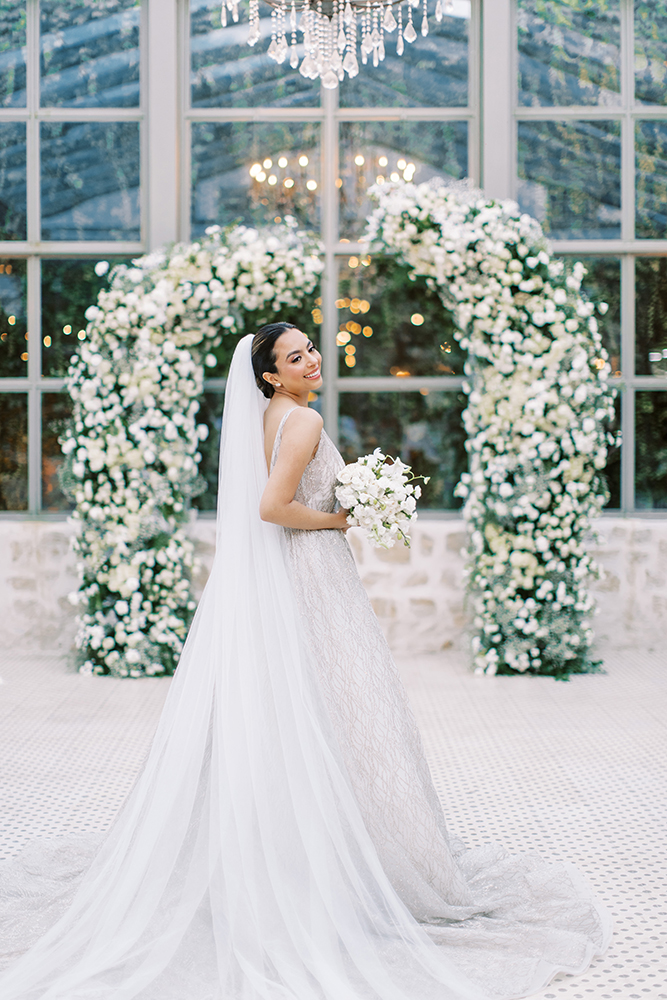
[0,644,666,1000]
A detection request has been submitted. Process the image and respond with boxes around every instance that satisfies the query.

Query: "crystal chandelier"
[221,0,456,89]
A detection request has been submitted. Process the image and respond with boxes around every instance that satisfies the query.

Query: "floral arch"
[367,183,617,677]
[62,185,616,679]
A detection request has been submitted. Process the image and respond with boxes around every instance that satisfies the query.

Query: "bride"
[0,326,610,1000]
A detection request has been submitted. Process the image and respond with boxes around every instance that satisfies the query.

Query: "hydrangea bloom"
[61,221,323,677]
[367,181,618,678]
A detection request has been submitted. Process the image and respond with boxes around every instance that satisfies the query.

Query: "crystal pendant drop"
[435,0,443,21]
[383,6,397,31]
[404,20,417,43]
[290,43,299,68]
[343,49,359,77]
[322,68,339,88]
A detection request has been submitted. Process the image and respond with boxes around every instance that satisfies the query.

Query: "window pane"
[336,255,464,378]
[0,2,27,107]
[41,258,131,377]
[517,120,621,239]
[0,392,28,510]
[634,1,667,106]
[517,0,621,107]
[636,257,667,377]
[0,258,27,377]
[192,391,224,512]
[191,121,320,238]
[42,392,73,512]
[338,4,469,109]
[339,121,467,241]
[190,0,319,109]
[0,122,26,240]
[573,256,621,372]
[338,391,466,510]
[40,0,140,108]
[41,122,141,241]
[635,392,667,509]
[636,120,667,239]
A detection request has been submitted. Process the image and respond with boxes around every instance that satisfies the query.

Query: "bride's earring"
[275,382,282,387]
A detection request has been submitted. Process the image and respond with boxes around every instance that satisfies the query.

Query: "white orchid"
[336,451,428,549]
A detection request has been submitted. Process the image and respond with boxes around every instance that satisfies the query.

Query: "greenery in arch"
[366,180,618,679]
[60,221,323,677]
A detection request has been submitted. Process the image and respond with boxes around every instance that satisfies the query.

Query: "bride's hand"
[332,508,351,532]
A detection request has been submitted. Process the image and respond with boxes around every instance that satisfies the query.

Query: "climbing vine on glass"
[60,222,323,676]
[367,181,618,678]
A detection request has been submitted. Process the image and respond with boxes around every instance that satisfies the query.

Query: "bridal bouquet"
[335,449,428,549]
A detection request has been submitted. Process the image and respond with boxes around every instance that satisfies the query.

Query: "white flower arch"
[61,222,323,676]
[366,182,617,677]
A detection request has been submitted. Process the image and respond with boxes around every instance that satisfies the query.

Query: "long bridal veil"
[0,334,486,1000]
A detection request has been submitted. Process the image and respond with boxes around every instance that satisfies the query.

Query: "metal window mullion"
[620,0,635,245]
[481,0,512,198]
[27,256,41,513]
[321,87,339,445]
[467,0,480,185]
[621,254,634,512]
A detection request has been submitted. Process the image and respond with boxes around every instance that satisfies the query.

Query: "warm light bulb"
[257,171,266,182]
[378,155,388,167]
[284,178,294,188]
[249,163,261,177]
[278,156,288,168]
[299,155,309,166]
[411,313,424,326]
[390,172,399,182]
[354,154,365,166]
[263,158,272,168]
[268,174,277,185]
[7,315,16,325]
[63,324,72,334]
[397,158,407,170]
[306,179,318,191]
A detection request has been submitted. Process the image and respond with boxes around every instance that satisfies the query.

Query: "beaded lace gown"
[272,409,611,999]
[0,340,610,1000]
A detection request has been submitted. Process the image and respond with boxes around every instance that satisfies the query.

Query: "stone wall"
[1,517,666,660]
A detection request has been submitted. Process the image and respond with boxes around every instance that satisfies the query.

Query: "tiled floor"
[1,644,665,999]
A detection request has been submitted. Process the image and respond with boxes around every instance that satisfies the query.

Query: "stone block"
[595,571,620,593]
[446,531,467,552]
[630,529,652,545]
[409,598,436,617]
[361,572,388,587]
[375,542,410,564]
[8,576,37,592]
[371,598,396,619]
[420,534,434,556]
[403,571,428,588]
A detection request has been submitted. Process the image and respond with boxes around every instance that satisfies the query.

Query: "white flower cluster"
[368,180,618,678]
[336,449,427,549]
[62,221,323,677]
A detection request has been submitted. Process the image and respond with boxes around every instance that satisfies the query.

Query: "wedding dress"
[0,335,610,1000]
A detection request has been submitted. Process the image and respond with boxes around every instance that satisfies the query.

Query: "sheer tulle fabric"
[0,335,610,1000]
[0,336,484,1000]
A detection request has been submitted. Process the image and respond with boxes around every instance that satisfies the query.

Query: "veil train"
[0,335,487,1000]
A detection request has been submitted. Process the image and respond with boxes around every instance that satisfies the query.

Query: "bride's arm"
[260,408,349,531]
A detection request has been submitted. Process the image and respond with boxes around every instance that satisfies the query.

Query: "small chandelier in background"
[221,0,457,89]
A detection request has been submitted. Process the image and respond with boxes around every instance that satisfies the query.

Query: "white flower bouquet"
[335,449,428,549]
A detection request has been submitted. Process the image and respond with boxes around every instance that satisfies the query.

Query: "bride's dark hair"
[252,322,299,398]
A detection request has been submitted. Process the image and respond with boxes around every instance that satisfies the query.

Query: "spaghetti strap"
[269,407,300,470]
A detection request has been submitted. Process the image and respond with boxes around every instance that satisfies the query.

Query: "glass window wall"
[0,1,665,517]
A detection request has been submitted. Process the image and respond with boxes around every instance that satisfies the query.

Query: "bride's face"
[270,328,323,394]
